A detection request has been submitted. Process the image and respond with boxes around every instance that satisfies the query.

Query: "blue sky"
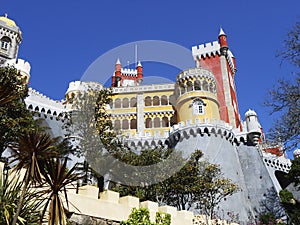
[0,1,299,150]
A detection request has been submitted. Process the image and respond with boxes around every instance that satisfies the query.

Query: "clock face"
[223,36,226,41]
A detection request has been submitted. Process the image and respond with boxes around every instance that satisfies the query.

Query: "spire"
[116,58,121,65]
[137,61,142,67]
[219,27,226,36]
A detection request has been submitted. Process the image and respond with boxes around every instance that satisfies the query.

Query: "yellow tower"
[175,68,220,124]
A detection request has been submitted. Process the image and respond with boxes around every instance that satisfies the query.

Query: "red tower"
[192,28,241,129]
[111,59,143,87]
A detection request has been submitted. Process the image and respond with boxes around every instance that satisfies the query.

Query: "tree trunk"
[12,170,30,225]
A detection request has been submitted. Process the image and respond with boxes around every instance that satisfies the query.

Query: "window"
[1,37,11,50]
[194,104,204,115]
[192,98,206,115]
[122,98,129,108]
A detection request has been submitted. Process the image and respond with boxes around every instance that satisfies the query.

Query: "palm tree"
[10,130,59,225]
[41,157,79,225]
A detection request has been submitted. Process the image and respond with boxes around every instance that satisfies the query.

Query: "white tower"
[0,14,22,64]
[245,109,262,145]
[293,149,300,159]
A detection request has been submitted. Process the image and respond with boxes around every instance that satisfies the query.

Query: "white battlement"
[66,81,103,94]
[121,68,138,76]
[192,41,220,59]
[4,58,31,75]
[177,67,215,81]
[25,88,65,115]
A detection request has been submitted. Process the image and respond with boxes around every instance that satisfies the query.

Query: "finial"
[4,13,8,18]
[116,58,121,65]
[219,27,226,36]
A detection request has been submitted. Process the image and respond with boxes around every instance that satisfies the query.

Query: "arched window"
[145,96,152,106]
[1,36,11,50]
[192,98,206,115]
[187,81,193,92]
[162,116,169,127]
[115,98,121,108]
[202,80,208,91]
[194,80,201,90]
[114,120,121,130]
[130,119,137,129]
[122,98,129,108]
[153,96,160,106]
[145,118,152,128]
[161,95,168,105]
[130,97,137,107]
[122,119,129,130]
[153,117,160,128]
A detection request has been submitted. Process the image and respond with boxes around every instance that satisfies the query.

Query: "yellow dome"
[0,15,17,27]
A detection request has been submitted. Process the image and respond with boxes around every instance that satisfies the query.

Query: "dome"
[245,109,257,117]
[293,149,300,158]
[0,15,17,27]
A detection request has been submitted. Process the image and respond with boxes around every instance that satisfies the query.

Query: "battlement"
[192,41,220,59]
[25,88,65,118]
[4,58,31,76]
[121,68,138,76]
[66,185,238,225]
[123,119,250,150]
[66,81,103,95]
[176,67,215,82]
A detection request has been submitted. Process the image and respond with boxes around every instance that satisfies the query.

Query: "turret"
[175,68,220,124]
[136,61,143,85]
[112,58,122,87]
[218,28,228,55]
[293,149,300,159]
[0,14,22,64]
[245,109,262,145]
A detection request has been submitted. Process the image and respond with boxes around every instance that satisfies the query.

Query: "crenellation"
[192,41,220,59]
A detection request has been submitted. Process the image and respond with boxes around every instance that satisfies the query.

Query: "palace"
[0,14,296,223]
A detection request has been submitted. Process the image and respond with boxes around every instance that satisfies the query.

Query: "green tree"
[113,149,239,219]
[10,130,59,225]
[194,163,239,219]
[287,157,300,188]
[0,66,36,156]
[0,169,44,225]
[265,21,300,150]
[41,157,79,225]
[120,208,171,225]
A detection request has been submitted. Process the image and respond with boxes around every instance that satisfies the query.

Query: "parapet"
[66,81,103,95]
[4,58,31,76]
[192,41,220,59]
[66,185,194,225]
[121,68,138,76]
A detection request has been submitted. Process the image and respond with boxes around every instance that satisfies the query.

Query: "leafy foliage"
[9,130,61,225]
[120,208,170,225]
[194,163,239,219]
[0,170,44,225]
[41,157,79,225]
[113,150,239,219]
[0,66,36,156]
[287,157,300,188]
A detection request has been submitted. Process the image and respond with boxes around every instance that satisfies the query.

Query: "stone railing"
[66,185,239,225]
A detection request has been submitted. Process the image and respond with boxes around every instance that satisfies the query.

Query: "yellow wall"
[176,91,220,123]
